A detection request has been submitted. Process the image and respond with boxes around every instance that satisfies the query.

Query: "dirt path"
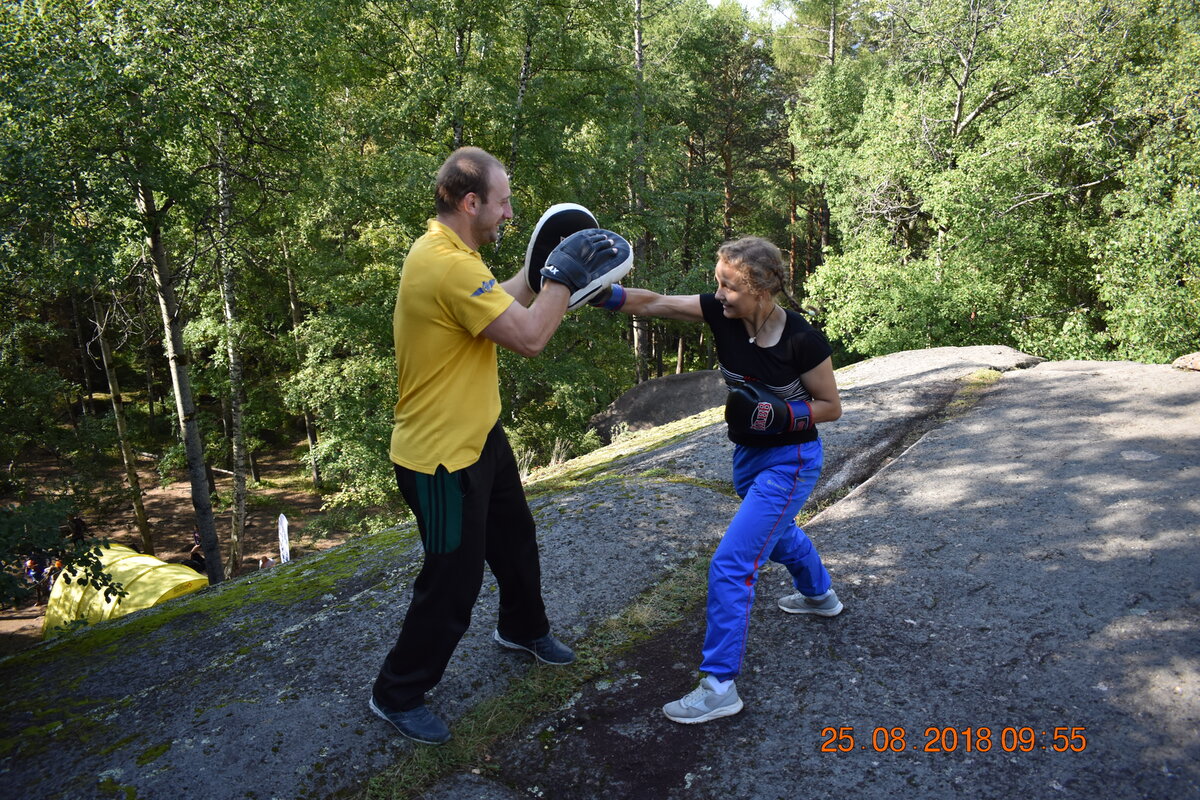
[0,449,343,657]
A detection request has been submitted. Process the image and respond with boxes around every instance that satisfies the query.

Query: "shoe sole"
[368,697,450,745]
[664,697,745,724]
[492,630,574,665]
[778,599,844,617]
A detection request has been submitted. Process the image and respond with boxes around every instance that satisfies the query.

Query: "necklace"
[748,305,776,344]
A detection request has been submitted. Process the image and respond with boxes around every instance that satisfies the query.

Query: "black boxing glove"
[725,380,814,435]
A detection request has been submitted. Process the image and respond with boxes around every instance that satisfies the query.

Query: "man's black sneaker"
[493,629,576,665]
[368,696,450,745]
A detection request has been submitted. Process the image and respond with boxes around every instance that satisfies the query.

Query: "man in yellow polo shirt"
[370,147,622,745]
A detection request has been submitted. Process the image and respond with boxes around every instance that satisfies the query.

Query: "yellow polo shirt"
[389,220,515,473]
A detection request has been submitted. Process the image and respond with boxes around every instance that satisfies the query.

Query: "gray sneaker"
[663,677,744,724]
[778,588,843,617]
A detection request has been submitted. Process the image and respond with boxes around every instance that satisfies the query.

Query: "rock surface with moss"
[26,346,1189,800]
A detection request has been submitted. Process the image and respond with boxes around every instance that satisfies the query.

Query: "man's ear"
[461,192,480,216]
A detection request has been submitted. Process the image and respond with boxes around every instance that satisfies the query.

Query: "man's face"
[471,167,514,247]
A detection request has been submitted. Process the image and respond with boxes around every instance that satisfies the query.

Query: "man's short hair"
[435,147,506,214]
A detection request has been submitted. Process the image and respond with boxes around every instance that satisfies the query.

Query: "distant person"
[592,236,843,723]
[181,546,207,575]
[369,147,630,745]
[24,555,49,605]
[64,515,88,543]
[258,556,276,570]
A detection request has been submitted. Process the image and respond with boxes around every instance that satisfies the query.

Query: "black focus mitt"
[541,229,634,310]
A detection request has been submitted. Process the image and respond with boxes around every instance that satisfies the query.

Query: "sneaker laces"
[681,683,712,708]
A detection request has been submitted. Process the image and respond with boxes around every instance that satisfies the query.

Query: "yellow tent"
[43,544,208,638]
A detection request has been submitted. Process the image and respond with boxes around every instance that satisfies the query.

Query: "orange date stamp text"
[820,726,1088,753]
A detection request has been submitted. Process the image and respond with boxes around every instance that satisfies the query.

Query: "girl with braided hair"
[592,235,843,723]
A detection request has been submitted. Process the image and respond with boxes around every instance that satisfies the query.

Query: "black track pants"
[372,423,549,711]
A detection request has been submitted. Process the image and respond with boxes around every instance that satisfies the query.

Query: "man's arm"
[481,282,570,357]
[499,274,535,307]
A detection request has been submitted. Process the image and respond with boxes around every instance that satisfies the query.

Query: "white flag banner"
[277,513,291,564]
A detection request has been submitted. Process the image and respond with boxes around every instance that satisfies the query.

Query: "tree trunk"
[451,25,470,150]
[508,6,538,173]
[788,143,799,286]
[216,133,247,579]
[137,180,224,584]
[818,186,830,258]
[722,146,735,239]
[284,260,323,490]
[681,136,697,274]
[632,315,650,383]
[93,300,155,556]
[828,3,837,66]
[70,295,95,417]
[653,323,664,378]
[676,335,685,374]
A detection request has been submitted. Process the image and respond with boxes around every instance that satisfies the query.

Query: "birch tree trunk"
[216,132,247,578]
[93,300,155,556]
[137,180,224,584]
[508,5,538,172]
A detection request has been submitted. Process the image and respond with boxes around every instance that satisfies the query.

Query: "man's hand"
[540,229,633,310]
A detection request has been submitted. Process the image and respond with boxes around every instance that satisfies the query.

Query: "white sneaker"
[662,676,744,724]
[778,587,843,617]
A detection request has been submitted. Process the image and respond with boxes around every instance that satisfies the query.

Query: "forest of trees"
[2,0,1196,598]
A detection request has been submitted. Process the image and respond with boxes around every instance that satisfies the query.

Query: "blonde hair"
[717,237,801,310]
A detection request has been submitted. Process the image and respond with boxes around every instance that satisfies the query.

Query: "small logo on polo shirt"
[471,279,497,296]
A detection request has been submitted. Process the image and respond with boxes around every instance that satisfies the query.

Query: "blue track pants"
[700,438,830,681]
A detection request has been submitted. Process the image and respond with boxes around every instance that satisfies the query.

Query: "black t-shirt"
[700,293,833,447]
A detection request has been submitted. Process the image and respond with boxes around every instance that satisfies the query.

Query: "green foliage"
[796,0,1197,361]
[1092,0,1200,362]
[500,311,633,467]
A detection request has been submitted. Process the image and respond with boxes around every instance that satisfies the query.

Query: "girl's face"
[713,257,767,320]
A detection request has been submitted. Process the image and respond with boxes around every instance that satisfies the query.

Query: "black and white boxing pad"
[524,203,599,294]
[541,229,634,311]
